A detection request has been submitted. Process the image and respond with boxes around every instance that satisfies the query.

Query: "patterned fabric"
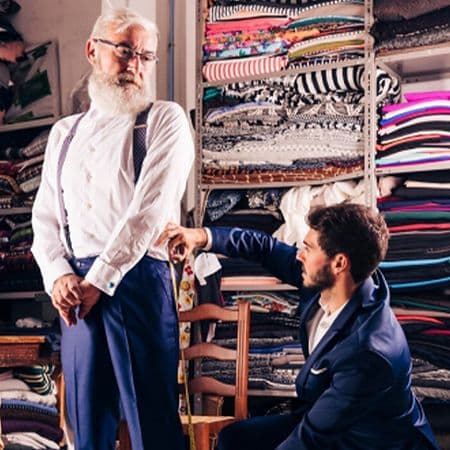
[202,161,363,183]
[288,30,365,61]
[20,130,49,158]
[203,55,288,82]
[0,175,21,194]
[214,0,331,5]
[204,66,400,111]
[13,365,55,395]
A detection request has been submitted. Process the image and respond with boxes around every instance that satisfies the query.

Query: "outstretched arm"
[157,224,303,288]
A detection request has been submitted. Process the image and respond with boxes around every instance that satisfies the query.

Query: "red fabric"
[395,315,444,325]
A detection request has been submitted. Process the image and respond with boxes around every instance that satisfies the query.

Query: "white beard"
[87,69,153,116]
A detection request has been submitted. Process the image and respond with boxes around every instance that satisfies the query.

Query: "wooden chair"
[118,300,250,450]
[178,300,251,450]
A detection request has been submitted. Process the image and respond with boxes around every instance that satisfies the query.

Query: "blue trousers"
[61,256,183,450]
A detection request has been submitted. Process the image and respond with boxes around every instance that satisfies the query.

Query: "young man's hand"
[156,223,208,262]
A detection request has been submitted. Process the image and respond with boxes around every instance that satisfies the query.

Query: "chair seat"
[180,415,235,425]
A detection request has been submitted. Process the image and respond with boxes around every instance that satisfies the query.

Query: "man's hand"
[52,274,83,326]
[156,223,208,262]
[78,280,102,320]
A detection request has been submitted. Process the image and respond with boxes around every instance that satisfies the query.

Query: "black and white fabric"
[295,66,400,103]
[213,0,329,6]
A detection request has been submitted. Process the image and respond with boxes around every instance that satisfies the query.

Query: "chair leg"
[193,422,210,450]
[118,420,132,450]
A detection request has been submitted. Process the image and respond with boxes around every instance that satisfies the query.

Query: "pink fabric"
[382,99,450,114]
[396,315,444,324]
[388,223,450,232]
[203,55,288,82]
[206,18,291,36]
[404,91,450,102]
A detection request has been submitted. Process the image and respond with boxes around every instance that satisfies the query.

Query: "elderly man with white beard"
[31,8,194,450]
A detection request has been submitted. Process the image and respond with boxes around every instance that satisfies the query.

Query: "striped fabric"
[203,55,288,82]
[214,0,328,5]
[294,66,400,102]
[209,4,305,21]
[288,31,365,60]
[13,365,55,396]
[208,0,364,22]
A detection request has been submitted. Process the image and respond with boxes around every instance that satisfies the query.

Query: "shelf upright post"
[363,0,378,208]
[195,0,207,227]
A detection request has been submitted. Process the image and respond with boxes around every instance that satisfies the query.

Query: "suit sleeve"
[209,226,303,288]
[277,351,393,450]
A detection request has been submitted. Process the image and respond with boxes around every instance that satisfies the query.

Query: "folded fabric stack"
[379,170,450,292]
[0,130,48,292]
[0,216,43,292]
[376,91,450,171]
[372,0,450,53]
[0,130,48,209]
[204,188,286,234]
[202,64,399,184]
[0,365,63,450]
[393,305,450,408]
[203,0,366,82]
[201,292,302,394]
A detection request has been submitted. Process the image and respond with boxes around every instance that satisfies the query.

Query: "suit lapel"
[298,294,320,359]
[296,291,362,389]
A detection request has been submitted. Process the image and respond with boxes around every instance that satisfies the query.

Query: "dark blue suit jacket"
[210,226,439,450]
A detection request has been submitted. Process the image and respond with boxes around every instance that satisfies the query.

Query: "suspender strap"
[56,113,86,256]
[56,105,152,255]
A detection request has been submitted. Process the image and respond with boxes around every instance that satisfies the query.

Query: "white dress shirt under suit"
[31,100,194,295]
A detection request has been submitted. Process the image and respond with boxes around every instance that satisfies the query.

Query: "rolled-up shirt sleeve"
[85,102,194,295]
[31,121,75,294]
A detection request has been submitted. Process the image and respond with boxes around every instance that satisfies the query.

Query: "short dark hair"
[307,203,389,283]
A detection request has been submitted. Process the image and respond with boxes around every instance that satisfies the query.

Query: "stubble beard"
[303,262,335,291]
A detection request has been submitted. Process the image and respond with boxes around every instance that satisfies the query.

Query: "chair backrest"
[179,301,250,419]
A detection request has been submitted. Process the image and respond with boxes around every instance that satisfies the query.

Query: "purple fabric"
[1,418,64,442]
[380,108,450,127]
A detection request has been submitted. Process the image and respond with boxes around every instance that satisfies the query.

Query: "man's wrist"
[202,227,212,251]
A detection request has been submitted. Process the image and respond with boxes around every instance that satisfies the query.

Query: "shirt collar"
[318,296,349,318]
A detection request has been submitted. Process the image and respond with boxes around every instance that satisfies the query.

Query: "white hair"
[90,7,159,44]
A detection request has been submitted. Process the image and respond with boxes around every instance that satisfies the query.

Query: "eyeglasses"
[93,38,159,64]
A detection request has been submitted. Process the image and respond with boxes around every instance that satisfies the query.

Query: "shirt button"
[86,173,92,182]
[87,203,92,209]
[108,281,115,289]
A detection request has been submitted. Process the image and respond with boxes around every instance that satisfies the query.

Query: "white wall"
[11,0,101,115]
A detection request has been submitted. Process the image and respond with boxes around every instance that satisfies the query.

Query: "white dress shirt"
[308,298,348,354]
[31,100,194,296]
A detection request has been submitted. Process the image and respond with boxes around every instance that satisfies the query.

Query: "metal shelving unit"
[194,0,378,406]
[194,0,376,225]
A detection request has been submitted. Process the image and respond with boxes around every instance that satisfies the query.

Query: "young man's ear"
[86,39,97,66]
[333,253,349,275]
